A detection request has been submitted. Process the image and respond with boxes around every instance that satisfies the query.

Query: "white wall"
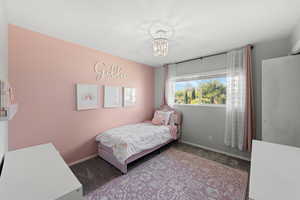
[290,22,300,54]
[155,38,290,159]
[0,0,8,161]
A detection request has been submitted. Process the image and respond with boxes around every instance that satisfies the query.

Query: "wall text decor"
[94,61,127,80]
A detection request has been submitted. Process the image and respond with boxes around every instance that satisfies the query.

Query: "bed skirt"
[98,139,175,173]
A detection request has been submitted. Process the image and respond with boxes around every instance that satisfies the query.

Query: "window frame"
[173,70,227,108]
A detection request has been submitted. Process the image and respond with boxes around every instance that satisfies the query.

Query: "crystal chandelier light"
[152,30,169,57]
[150,23,173,57]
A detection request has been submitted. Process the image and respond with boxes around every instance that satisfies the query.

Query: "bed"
[95,105,182,173]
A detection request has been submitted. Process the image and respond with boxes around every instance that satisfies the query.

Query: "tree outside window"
[175,77,226,105]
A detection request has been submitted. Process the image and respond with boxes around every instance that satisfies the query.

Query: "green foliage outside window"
[175,79,226,105]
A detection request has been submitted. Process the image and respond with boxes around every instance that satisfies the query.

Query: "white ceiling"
[6,0,300,67]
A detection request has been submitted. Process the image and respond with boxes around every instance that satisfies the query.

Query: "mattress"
[96,122,175,164]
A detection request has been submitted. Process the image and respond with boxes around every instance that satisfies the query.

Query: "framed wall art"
[123,87,136,107]
[104,85,123,108]
[76,84,99,110]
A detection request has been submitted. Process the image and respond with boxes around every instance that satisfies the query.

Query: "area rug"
[86,148,248,200]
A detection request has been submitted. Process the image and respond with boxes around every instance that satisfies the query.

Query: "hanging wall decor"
[76,84,99,110]
[104,85,123,108]
[123,87,136,107]
[0,80,18,120]
[94,61,127,81]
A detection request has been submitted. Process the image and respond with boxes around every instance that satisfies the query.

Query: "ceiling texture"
[6,0,300,67]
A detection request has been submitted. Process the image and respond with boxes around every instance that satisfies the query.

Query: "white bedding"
[96,122,172,164]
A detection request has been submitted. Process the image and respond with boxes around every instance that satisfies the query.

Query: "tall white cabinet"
[262,54,300,147]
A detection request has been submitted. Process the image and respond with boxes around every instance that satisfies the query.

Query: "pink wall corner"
[8,24,155,164]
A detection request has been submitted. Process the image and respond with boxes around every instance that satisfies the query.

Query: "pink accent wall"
[8,25,155,164]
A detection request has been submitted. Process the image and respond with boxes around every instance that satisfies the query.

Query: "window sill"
[174,104,226,108]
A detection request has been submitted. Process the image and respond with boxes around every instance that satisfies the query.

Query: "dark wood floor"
[70,141,250,195]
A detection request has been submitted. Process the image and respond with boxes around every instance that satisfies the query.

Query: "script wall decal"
[94,61,127,80]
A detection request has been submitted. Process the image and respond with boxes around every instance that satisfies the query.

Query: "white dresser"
[0,143,83,200]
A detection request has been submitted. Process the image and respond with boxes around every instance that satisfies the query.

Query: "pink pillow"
[152,110,172,126]
[169,113,178,126]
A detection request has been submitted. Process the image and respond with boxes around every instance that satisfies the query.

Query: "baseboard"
[68,153,98,166]
[68,142,250,166]
[180,140,251,161]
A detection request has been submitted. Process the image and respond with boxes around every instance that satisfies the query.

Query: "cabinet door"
[262,55,300,148]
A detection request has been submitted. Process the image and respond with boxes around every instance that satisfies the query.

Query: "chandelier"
[150,23,173,57]
[152,30,169,57]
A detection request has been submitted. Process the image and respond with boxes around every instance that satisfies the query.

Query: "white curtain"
[224,48,246,151]
[164,64,176,107]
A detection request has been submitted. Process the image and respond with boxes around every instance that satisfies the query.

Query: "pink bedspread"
[96,122,178,164]
[144,120,178,139]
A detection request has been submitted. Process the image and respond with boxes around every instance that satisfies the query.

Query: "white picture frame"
[76,84,99,110]
[123,87,136,107]
[104,86,123,108]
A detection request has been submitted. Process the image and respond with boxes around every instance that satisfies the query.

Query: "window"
[174,75,227,105]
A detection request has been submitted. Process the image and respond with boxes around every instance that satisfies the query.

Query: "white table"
[0,143,83,200]
[249,140,300,200]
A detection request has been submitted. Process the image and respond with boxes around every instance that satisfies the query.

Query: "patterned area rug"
[86,148,248,200]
